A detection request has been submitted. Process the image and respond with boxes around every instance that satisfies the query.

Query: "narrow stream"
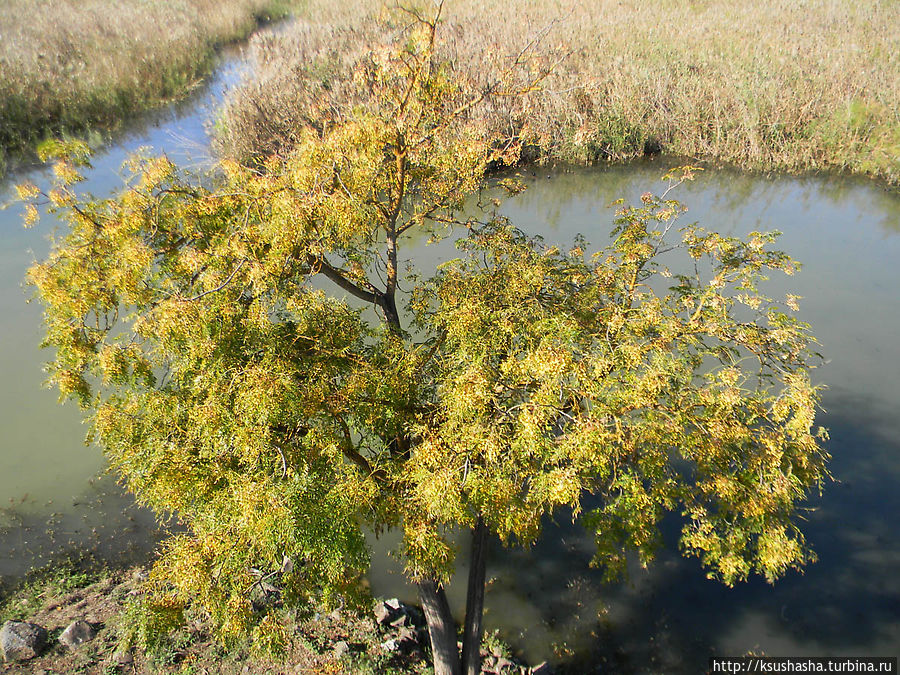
[1,28,898,672]
[0,38,256,576]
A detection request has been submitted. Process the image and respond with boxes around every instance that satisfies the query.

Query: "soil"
[0,566,432,674]
[0,565,533,674]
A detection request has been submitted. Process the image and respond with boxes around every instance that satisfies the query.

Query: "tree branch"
[310,255,381,305]
[175,259,247,302]
[331,410,386,481]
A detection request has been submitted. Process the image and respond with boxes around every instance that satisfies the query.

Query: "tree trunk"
[418,578,460,675]
[461,516,489,675]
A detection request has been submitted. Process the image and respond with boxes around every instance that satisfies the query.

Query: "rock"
[113,649,134,665]
[1,620,48,661]
[58,619,96,650]
[389,613,410,628]
[396,627,418,645]
[374,600,394,624]
[384,598,402,612]
[381,638,400,652]
[531,663,554,675]
[496,657,515,672]
[333,640,350,658]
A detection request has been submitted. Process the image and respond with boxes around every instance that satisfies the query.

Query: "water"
[2,35,899,671]
[0,39,255,576]
[365,166,900,671]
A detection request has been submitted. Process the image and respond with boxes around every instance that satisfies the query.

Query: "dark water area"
[1,26,899,671]
[369,166,900,671]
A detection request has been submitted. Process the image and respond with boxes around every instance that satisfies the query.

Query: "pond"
[0,38,256,579]
[370,165,900,671]
[1,30,898,673]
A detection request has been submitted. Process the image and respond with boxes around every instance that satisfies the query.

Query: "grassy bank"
[0,0,293,173]
[218,0,900,185]
[0,559,535,674]
[0,560,396,674]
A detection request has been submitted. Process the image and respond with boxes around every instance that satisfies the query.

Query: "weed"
[218,0,899,185]
[0,553,102,623]
[0,0,297,172]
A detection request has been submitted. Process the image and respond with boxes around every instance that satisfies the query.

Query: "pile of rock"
[373,597,428,658]
[1,618,96,663]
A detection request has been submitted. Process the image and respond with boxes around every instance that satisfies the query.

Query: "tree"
[22,6,828,674]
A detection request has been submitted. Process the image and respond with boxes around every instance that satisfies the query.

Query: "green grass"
[0,554,101,623]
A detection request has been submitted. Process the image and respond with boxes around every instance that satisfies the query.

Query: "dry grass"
[218,0,900,184]
[0,0,291,170]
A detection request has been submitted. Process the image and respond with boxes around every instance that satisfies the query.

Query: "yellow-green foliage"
[23,13,827,651]
[220,0,899,184]
[0,0,292,165]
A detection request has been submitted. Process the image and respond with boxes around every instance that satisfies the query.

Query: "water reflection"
[367,167,900,671]
[365,387,900,672]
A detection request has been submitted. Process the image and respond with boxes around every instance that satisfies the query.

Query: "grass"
[0,0,294,173]
[0,553,101,624]
[217,0,900,185]
[0,560,478,674]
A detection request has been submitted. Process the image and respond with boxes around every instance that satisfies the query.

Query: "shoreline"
[0,0,294,179]
[1,559,546,674]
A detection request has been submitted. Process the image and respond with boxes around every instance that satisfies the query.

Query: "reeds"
[218,0,900,184]
[0,0,290,170]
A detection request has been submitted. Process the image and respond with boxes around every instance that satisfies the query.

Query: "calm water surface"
[370,167,900,671]
[0,41,254,572]
[1,39,899,672]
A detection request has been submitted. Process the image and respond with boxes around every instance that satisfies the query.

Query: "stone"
[381,638,400,652]
[0,620,47,661]
[58,619,96,650]
[389,613,410,628]
[396,627,418,644]
[531,663,554,675]
[333,640,350,658]
[113,649,134,665]
[496,657,515,672]
[374,600,396,625]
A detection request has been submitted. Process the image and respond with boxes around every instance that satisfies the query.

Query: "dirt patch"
[0,566,436,674]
